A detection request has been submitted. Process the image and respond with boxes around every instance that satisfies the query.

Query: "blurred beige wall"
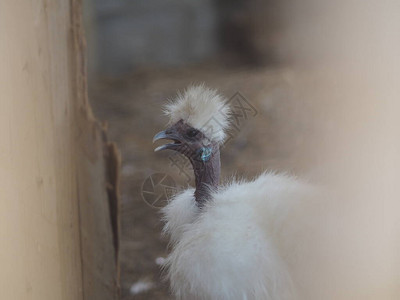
[281,1,400,298]
[0,1,119,299]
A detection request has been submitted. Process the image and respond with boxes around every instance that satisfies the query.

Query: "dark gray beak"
[153,130,183,152]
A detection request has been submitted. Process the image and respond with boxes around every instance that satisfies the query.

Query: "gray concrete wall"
[91,0,219,75]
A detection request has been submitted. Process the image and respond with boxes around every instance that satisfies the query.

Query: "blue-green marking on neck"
[200,147,212,162]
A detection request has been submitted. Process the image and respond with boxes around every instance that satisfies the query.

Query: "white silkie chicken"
[153,85,317,300]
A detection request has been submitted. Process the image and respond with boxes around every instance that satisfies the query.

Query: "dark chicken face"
[153,120,213,161]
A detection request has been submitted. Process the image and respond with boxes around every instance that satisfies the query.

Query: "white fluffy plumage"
[159,86,320,300]
[162,173,316,300]
[163,85,230,144]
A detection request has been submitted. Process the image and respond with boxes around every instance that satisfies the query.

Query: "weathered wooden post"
[0,1,119,299]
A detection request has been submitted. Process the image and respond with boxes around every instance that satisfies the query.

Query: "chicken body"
[162,172,316,300]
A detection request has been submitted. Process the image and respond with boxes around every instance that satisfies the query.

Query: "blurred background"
[83,0,400,299]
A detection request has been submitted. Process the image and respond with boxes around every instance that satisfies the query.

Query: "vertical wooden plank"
[0,1,83,299]
[70,0,120,298]
[0,0,119,299]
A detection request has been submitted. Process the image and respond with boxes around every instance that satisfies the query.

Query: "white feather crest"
[163,85,230,144]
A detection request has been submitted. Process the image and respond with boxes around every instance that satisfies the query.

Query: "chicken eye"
[186,129,199,138]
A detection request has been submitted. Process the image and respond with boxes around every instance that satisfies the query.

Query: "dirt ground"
[89,64,309,299]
